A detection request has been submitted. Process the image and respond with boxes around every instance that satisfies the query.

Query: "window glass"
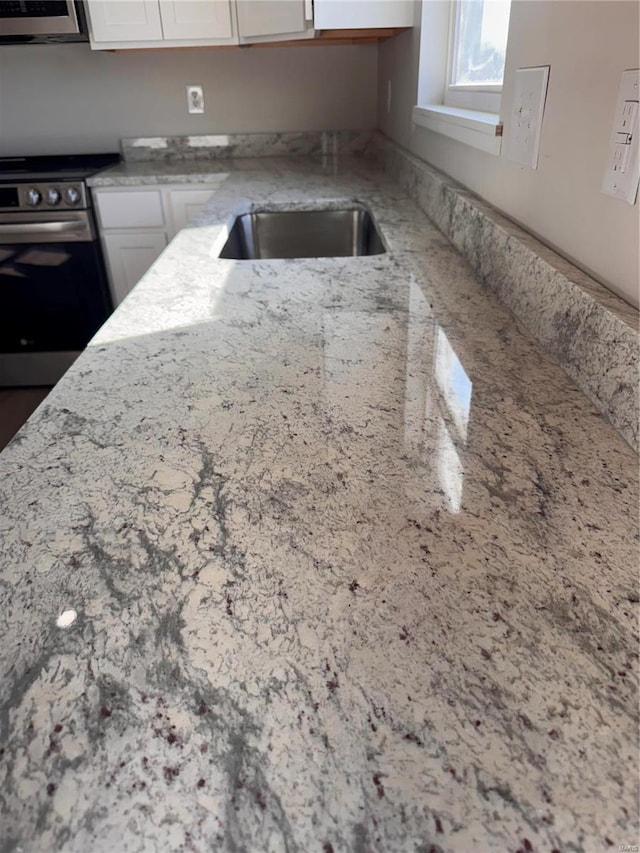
[450,0,511,88]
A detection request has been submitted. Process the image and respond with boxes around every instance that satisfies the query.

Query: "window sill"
[412,105,503,156]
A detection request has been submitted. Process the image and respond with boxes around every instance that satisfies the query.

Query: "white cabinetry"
[236,0,307,40]
[313,0,414,29]
[94,182,223,305]
[85,0,163,42]
[168,188,221,234]
[86,0,312,48]
[87,0,235,47]
[86,0,411,48]
[102,231,169,306]
[86,0,417,50]
[158,0,232,40]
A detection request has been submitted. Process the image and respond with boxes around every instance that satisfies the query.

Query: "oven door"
[0,211,113,386]
[0,0,80,36]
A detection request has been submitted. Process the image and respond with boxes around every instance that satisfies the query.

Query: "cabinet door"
[166,188,217,237]
[86,0,163,42]
[236,0,306,38]
[313,0,414,29]
[102,231,168,305]
[158,0,232,40]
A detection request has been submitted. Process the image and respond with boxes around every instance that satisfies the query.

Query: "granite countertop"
[86,154,354,187]
[87,159,233,186]
[1,156,638,852]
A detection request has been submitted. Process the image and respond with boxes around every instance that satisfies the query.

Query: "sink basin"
[219,207,386,260]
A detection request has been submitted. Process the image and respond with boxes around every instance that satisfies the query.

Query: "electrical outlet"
[186,85,204,115]
[506,66,550,169]
[602,69,640,205]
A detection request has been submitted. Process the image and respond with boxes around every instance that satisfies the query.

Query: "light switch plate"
[602,69,640,205]
[506,66,550,169]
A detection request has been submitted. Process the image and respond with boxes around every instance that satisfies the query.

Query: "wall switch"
[506,66,550,169]
[602,69,640,205]
[186,85,204,115]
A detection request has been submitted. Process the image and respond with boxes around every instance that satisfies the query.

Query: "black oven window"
[0,237,113,353]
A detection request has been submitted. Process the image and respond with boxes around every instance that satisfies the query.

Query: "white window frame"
[413,0,511,156]
[444,0,505,114]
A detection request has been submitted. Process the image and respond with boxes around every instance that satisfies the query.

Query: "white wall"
[378,1,640,308]
[0,41,378,155]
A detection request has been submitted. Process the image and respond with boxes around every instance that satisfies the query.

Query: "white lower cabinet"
[102,230,168,307]
[168,188,220,234]
[94,182,222,306]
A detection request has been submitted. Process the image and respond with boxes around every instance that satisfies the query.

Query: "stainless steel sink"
[219,207,386,260]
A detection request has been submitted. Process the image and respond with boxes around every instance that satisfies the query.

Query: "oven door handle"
[0,221,87,236]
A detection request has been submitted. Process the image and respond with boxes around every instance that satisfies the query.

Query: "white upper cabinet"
[159,0,233,40]
[87,0,236,47]
[87,0,163,43]
[236,0,306,39]
[86,0,413,49]
[313,0,414,29]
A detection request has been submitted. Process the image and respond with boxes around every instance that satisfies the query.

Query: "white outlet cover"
[186,85,204,115]
[506,66,550,169]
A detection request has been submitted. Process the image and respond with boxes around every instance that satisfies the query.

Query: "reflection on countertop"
[0,156,638,853]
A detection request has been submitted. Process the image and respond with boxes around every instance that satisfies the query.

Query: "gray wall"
[0,41,378,155]
[378,1,640,308]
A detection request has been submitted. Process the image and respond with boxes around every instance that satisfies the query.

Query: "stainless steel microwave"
[0,1,88,43]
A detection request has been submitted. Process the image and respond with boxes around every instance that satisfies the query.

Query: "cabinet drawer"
[95,189,166,230]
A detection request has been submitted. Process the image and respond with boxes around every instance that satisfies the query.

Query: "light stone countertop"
[86,155,359,187]
[1,156,638,853]
[87,158,233,186]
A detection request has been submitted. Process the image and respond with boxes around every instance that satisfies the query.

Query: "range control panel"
[0,181,87,213]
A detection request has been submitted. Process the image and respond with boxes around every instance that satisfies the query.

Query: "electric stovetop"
[0,153,120,182]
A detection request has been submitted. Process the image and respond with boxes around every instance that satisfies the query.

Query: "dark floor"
[0,388,51,453]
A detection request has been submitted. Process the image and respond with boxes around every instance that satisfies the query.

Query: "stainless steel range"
[0,1,88,43]
[0,153,119,386]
